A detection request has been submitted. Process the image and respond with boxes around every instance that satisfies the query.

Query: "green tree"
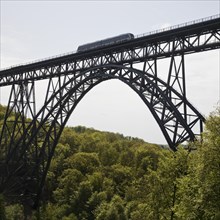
[64,152,100,175]
[176,109,220,219]
[53,168,84,206]
[0,194,6,220]
[145,148,189,219]
[110,164,133,197]
[95,195,127,220]
[99,144,119,166]
[5,204,24,220]
[134,145,160,177]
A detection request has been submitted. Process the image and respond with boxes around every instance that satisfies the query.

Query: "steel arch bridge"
[0,14,219,208]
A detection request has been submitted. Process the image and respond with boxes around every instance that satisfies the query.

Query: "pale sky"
[0,1,220,144]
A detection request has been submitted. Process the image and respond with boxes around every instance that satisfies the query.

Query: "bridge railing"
[0,50,78,71]
[135,14,220,39]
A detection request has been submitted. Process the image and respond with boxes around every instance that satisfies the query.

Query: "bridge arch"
[1,64,205,207]
[70,78,165,143]
[17,64,204,153]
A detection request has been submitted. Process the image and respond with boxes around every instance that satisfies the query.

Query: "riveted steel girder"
[0,16,219,86]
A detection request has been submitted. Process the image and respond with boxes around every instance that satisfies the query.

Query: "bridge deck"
[0,14,219,85]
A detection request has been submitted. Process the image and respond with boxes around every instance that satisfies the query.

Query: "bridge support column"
[0,81,37,199]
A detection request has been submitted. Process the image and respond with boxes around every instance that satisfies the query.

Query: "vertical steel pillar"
[0,81,36,197]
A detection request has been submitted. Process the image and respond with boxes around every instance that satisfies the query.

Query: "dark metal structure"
[0,14,219,207]
[77,33,134,52]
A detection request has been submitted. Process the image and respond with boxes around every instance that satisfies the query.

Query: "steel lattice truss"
[0,15,219,207]
[0,23,220,86]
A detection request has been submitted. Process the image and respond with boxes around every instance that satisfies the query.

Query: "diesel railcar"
[77,33,134,52]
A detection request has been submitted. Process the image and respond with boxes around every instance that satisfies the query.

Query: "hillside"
[0,106,220,219]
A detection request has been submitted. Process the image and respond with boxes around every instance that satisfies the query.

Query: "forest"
[0,105,220,220]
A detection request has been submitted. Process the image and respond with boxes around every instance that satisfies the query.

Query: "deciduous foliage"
[0,194,6,220]
[0,105,220,219]
[176,109,220,219]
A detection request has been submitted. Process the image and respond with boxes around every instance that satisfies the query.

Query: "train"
[77,33,134,52]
